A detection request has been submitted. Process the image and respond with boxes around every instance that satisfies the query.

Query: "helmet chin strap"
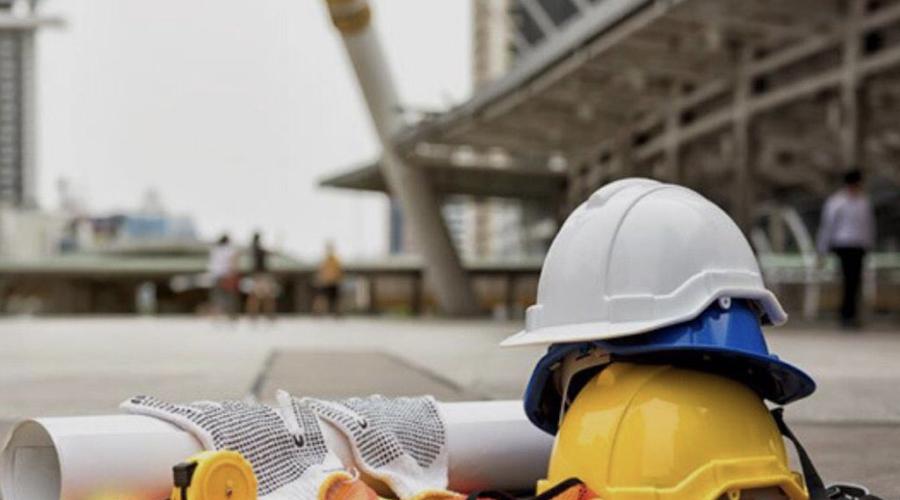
[556,349,610,429]
[770,408,885,499]
[770,408,832,500]
[772,408,884,498]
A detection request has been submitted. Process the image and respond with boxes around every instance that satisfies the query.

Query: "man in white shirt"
[816,169,876,328]
[208,233,240,318]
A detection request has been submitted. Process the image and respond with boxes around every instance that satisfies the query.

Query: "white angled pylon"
[322,0,478,315]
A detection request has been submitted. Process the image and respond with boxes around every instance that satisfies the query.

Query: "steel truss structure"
[340,0,900,239]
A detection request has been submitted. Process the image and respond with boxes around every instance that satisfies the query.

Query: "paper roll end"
[1,419,61,500]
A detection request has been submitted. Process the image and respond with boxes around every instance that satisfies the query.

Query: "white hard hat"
[502,178,786,347]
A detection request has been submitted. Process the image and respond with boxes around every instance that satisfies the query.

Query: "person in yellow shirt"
[316,241,343,315]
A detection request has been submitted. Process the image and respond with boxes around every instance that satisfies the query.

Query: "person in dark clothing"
[834,247,866,324]
[245,232,278,319]
[816,169,876,328]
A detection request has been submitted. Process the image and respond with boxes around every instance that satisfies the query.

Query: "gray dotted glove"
[122,391,344,499]
[303,395,449,499]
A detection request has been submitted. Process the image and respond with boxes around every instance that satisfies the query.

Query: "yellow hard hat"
[538,363,809,500]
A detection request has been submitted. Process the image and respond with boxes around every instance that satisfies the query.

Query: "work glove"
[122,392,345,500]
[303,395,452,500]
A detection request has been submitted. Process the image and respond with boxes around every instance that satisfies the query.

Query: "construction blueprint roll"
[1,400,552,500]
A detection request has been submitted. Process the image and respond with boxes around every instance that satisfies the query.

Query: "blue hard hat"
[524,298,816,434]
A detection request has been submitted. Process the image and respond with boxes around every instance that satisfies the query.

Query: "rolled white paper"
[443,400,553,492]
[1,415,203,500]
[1,401,552,499]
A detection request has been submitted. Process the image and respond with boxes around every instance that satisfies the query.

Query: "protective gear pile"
[504,179,883,500]
[125,177,885,499]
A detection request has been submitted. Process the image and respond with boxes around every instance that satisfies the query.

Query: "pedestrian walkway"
[253,350,478,401]
[0,317,898,495]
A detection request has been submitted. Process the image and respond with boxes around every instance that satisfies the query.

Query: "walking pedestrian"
[315,241,343,316]
[245,231,278,320]
[208,233,240,320]
[816,169,876,328]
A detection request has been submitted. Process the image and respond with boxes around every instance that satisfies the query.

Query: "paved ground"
[0,316,898,497]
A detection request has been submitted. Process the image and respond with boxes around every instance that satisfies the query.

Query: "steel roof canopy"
[320,158,567,200]
[393,0,838,159]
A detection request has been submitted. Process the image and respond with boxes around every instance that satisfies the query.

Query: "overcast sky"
[35,0,472,260]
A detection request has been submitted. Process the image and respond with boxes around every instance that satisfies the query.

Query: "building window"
[511,4,545,46]
[537,0,579,27]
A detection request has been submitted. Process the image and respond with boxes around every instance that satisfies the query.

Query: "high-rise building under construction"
[0,0,48,207]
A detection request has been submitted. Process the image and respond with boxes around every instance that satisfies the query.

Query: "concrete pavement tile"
[255,350,479,401]
[794,423,900,498]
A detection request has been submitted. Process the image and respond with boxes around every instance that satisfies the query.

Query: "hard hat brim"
[502,288,787,347]
[525,345,815,435]
[522,300,812,435]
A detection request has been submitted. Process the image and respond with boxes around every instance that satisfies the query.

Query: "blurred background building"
[0,0,42,208]
[323,0,899,320]
[0,0,61,261]
[0,0,897,320]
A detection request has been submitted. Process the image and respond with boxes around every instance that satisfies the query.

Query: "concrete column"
[366,276,378,314]
[732,44,755,232]
[504,273,517,317]
[411,271,423,316]
[840,0,865,169]
[323,0,478,315]
[768,205,787,253]
[664,83,682,182]
[616,127,634,178]
[472,0,511,87]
